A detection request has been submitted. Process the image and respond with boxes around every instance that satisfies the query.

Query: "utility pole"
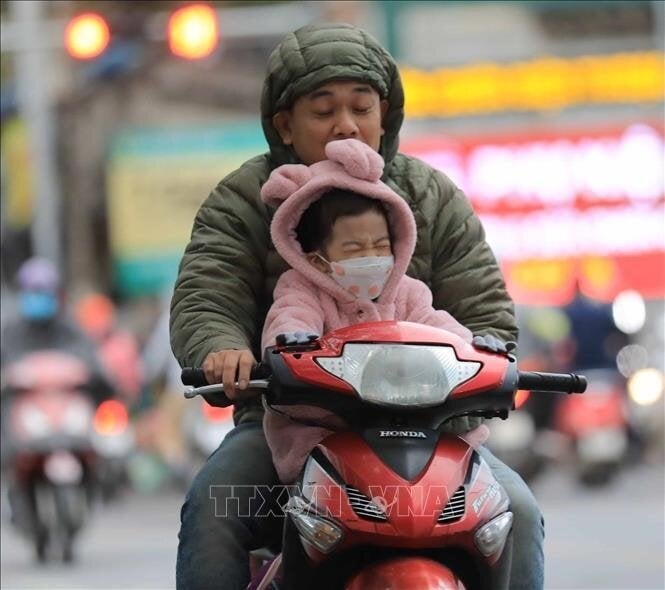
[8,0,63,271]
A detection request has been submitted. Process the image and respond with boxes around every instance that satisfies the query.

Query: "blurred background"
[0,1,663,588]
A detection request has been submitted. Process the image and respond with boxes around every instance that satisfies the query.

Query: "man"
[171,23,542,589]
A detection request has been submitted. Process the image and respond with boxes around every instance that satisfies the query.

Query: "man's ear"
[272,111,293,145]
[379,99,389,136]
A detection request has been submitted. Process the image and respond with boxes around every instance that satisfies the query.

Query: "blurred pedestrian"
[171,23,540,590]
[563,283,628,372]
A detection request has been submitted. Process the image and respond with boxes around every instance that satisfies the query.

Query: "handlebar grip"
[250,364,272,380]
[518,371,587,394]
[181,368,208,387]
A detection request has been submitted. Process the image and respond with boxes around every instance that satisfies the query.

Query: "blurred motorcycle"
[554,368,628,486]
[489,369,629,487]
[2,350,133,562]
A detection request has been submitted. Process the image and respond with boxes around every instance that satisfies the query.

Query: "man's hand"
[202,349,257,399]
[472,335,517,355]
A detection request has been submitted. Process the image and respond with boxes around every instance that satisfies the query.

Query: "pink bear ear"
[261,164,313,207]
[325,139,384,182]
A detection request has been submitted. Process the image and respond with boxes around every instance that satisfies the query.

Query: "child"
[261,138,488,483]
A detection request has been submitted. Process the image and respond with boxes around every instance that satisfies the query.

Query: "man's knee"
[502,474,543,531]
[480,448,544,530]
[181,423,282,522]
[512,488,542,524]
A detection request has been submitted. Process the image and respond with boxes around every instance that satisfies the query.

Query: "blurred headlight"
[474,511,513,557]
[612,290,646,334]
[285,496,344,554]
[18,405,52,439]
[62,398,94,436]
[317,344,480,407]
[628,368,664,406]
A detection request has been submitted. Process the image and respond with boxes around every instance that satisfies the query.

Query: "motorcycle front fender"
[344,556,466,590]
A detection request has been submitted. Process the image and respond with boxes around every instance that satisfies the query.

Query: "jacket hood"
[261,22,404,167]
[261,139,416,304]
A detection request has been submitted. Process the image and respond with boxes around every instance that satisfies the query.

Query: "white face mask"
[317,254,394,300]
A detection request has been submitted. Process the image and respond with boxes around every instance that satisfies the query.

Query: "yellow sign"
[105,124,267,296]
[401,52,665,117]
[0,118,34,228]
[107,154,229,256]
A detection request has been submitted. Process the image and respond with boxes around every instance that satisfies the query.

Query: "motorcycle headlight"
[316,344,480,407]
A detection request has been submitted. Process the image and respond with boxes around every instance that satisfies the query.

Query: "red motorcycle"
[554,368,628,486]
[183,321,587,590]
[3,351,131,562]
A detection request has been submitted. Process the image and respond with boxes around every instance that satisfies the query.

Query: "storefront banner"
[401,123,664,304]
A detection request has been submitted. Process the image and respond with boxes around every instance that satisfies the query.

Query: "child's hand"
[202,349,257,398]
[472,335,517,355]
[276,332,319,346]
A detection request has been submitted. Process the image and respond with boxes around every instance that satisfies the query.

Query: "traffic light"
[64,12,111,60]
[63,4,220,65]
[168,4,219,60]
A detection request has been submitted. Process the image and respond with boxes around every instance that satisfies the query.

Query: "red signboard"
[401,123,664,305]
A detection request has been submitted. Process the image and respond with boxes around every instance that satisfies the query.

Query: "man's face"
[273,81,388,165]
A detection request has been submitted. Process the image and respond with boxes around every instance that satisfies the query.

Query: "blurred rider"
[1,257,114,402]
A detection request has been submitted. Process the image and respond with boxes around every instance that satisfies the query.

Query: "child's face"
[309,210,391,273]
[272,81,388,165]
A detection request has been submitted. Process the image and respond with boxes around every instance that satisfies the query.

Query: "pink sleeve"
[400,278,473,343]
[261,271,326,351]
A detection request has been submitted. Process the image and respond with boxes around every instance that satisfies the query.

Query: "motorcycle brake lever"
[183,380,270,399]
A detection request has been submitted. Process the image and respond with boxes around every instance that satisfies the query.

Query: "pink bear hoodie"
[260,139,485,483]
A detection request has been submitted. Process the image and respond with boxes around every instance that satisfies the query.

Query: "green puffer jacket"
[170,23,517,428]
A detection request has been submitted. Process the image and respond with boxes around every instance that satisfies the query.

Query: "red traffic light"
[168,4,219,60]
[65,13,110,60]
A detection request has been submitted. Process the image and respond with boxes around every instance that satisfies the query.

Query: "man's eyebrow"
[308,89,333,100]
[308,85,373,100]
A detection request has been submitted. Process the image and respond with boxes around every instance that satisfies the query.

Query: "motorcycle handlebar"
[517,371,587,394]
[181,364,272,387]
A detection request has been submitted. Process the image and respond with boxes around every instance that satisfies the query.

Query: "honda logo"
[378,430,427,439]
